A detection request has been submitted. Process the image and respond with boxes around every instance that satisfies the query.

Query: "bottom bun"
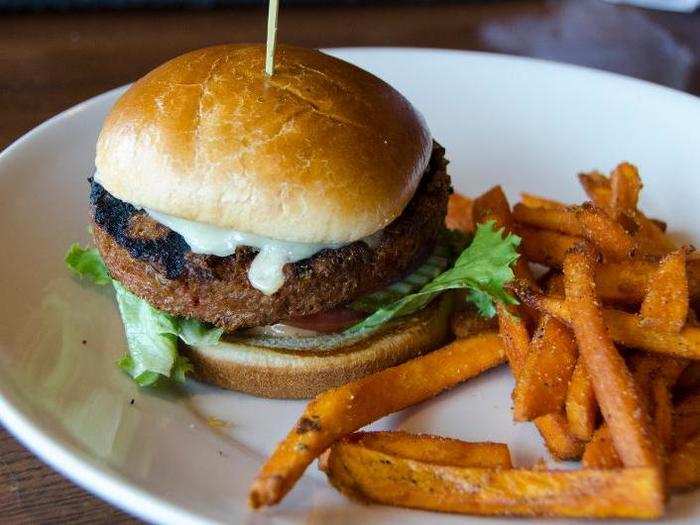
[183,295,454,399]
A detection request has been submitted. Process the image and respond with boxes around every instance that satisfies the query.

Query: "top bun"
[95,44,432,243]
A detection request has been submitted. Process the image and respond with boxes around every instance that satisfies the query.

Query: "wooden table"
[1,1,698,522]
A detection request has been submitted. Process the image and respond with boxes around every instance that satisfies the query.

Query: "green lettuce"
[346,221,520,334]
[65,244,222,386]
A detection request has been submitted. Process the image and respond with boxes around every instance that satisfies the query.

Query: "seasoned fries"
[513,315,577,421]
[534,412,585,460]
[473,186,582,456]
[667,434,700,491]
[515,289,700,360]
[673,392,700,448]
[248,332,505,507]
[515,226,580,267]
[513,204,583,236]
[251,161,698,519]
[566,360,598,441]
[321,434,663,519]
[610,162,642,214]
[640,248,689,332]
[322,431,512,468]
[445,192,473,233]
[520,192,566,210]
[450,306,497,338]
[583,425,622,469]
[572,204,636,260]
[578,171,613,209]
[563,246,660,468]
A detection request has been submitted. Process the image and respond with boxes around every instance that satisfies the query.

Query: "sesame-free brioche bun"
[95,44,432,244]
[182,294,453,399]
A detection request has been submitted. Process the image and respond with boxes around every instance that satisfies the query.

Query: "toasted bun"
[95,44,432,243]
[182,295,453,399]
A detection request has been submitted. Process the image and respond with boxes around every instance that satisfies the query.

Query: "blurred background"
[1,0,699,522]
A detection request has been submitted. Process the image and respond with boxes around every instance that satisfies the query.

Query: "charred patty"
[92,145,450,332]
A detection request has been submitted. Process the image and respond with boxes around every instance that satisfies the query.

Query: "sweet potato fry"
[515,288,700,360]
[563,246,660,468]
[248,332,506,508]
[594,258,700,304]
[520,192,566,210]
[582,425,622,469]
[610,162,642,214]
[513,316,578,421]
[446,192,474,233]
[515,226,580,268]
[673,392,700,448]
[601,310,700,360]
[652,376,674,452]
[321,436,664,519]
[474,187,582,456]
[578,171,612,209]
[633,211,676,257]
[472,185,534,371]
[326,431,512,469]
[667,433,700,491]
[512,204,583,236]
[573,204,636,261]
[473,185,535,289]
[450,306,498,338]
[566,359,598,441]
[640,248,689,332]
[677,362,700,391]
[594,260,658,303]
[534,412,585,460]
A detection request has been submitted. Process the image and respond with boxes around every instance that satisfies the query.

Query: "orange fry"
[446,192,474,233]
[474,187,581,456]
[534,412,585,460]
[578,171,612,209]
[566,359,598,441]
[515,288,700,360]
[513,316,578,421]
[610,162,642,214]
[677,362,700,391]
[573,204,636,261]
[324,431,513,469]
[520,192,566,210]
[515,226,581,268]
[473,185,535,289]
[450,307,498,338]
[667,434,700,491]
[652,376,674,452]
[248,332,506,508]
[640,248,689,332]
[673,392,700,449]
[582,425,622,469]
[591,258,700,304]
[563,246,660,469]
[321,437,663,519]
[512,204,583,236]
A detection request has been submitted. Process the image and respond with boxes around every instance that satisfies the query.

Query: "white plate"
[1,48,699,525]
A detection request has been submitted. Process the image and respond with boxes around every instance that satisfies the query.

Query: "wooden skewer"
[265,0,280,76]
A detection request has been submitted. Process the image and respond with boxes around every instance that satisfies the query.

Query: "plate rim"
[1,46,699,525]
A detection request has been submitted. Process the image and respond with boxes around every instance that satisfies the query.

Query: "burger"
[68,44,516,399]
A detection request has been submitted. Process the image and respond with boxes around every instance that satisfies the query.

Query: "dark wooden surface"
[1,1,699,522]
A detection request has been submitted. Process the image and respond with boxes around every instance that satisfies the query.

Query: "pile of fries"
[249,163,700,519]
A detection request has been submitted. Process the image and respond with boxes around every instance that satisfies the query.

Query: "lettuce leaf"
[346,221,520,334]
[65,244,222,386]
[65,244,111,285]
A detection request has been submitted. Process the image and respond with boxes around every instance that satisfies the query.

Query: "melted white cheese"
[146,209,347,295]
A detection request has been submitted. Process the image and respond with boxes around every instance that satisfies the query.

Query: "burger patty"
[92,144,451,331]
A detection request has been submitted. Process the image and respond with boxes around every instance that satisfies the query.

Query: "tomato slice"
[285,307,366,333]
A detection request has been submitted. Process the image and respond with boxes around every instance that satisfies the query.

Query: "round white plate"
[1,48,699,525]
